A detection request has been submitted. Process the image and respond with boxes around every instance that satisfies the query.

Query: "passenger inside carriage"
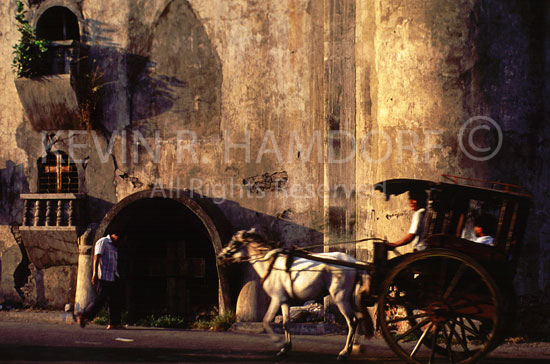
[459,198,499,247]
[472,213,497,246]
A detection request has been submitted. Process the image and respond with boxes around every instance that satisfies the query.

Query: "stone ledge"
[20,193,85,200]
[19,226,79,231]
[0,310,74,325]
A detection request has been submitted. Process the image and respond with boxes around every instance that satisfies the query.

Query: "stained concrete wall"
[355,0,550,334]
[99,0,327,245]
[1,0,327,308]
[0,226,22,304]
[0,0,548,333]
[356,0,480,254]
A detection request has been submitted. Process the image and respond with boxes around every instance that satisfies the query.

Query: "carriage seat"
[424,234,508,263]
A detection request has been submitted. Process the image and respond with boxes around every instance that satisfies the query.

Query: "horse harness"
[260,248,297,299]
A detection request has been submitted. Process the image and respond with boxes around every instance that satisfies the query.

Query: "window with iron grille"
[38,152,79,193]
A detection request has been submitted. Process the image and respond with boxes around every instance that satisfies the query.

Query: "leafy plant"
[12,0,48,78]
[136,314,188,329]
[92,310,235,331]
[92,309,129,326]
[210,312,236,331]
[92,309,110,325]
[192,311,235,331]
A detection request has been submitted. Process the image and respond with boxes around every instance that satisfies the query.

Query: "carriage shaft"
[290,250,375,273]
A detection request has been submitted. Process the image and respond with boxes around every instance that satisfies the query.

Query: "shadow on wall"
[0,162,32,306]
[0,161,29,226]
[130,189,326,252]
[464,0,550,320]
[79,0,222,136]
[208,195,325,312]
[219,199,325,251]
[84,196,114,234]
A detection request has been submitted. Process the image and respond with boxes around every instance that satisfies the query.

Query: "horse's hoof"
[276,350,287,358]
[337,354,349,361]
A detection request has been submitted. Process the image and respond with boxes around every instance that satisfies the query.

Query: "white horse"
[218,229,374,360]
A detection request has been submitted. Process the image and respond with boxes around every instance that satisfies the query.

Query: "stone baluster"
[56,200,64,226]
[33,200,42,226]
[23,199,32,226]
[68,200,75,226]
[46,200,55,226]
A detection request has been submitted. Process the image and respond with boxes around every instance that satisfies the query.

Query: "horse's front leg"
[277,303,292,357]
[262,298,283,345]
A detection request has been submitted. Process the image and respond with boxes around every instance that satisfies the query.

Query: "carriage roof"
[374,175,531,202]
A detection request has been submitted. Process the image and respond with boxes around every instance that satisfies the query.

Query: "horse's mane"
[232,228,280,252]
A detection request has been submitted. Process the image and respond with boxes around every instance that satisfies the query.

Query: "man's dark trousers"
[82,279,122,325]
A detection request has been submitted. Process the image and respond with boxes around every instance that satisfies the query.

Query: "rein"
[260,250,280,285]
[292,237,387,253]
[243,237,386,261]
[237,237,383,278]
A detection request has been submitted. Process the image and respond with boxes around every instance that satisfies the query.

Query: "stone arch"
[30,0,94,46]
[31,1,84,30]
[94,189,232,315]
[36,6,80,41]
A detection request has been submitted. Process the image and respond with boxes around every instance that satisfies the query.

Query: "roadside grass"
[192,311,235,331]
[92,310,235,331]
[135,314,188,328]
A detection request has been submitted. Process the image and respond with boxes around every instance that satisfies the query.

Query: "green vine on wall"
[11,0,48,78]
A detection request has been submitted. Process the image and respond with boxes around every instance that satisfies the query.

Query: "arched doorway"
[94,189,231,322]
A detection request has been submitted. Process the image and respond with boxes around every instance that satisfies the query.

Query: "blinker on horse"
[218,229,374,360]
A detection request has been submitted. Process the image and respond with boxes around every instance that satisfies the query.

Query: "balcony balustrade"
[19,193,85,268]
[21,193,84,227]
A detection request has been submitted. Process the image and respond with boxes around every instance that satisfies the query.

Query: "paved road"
[0,319,549,363]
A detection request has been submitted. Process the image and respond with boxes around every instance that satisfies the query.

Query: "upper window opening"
[36,6,80,41]
[38,151,79,193]
[36,7,80,75]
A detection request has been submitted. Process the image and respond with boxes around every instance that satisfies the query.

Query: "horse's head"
[218,228,278,265]
[217,229,254,265]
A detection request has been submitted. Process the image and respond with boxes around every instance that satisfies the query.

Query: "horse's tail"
[354,272,375,339]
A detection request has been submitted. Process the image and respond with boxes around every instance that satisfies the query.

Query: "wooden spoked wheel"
[377,249,502,364]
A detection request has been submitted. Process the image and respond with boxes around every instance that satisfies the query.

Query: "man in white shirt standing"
[78,230,125,329]
[386,189,428,252]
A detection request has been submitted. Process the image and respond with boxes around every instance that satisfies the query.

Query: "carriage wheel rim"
[376,249,502,364]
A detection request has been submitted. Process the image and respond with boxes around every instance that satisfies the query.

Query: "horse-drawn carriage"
[218,176,531,364]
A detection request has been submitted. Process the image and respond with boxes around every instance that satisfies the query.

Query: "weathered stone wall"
[0,0,34,307]
[99,0,327,246]
[470,1,550,333]
[357,0,479,256]
[0,226,22,304]
[356,0,550,335]
[1,0,327,308]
